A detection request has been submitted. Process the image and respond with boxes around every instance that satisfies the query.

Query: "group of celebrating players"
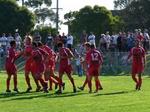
[5,34,146,94]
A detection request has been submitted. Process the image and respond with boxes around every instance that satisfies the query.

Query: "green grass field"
[0,72,150,112]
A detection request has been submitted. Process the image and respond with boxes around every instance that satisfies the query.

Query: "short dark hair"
[37,41,43,47]
[57,42,63,48]
[90,44,95,49]
[10,40,16,47]
[32,42,38,47]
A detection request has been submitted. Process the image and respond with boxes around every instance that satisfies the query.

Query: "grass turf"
[0,72,150,112]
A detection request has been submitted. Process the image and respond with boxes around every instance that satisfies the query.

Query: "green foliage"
[118,0,150,31]
[114,0,136,9]
[24,0,55,25]
[0,74,150,112]
[34,8,56,25]
[64,5,123,37]
[0,0,35,36]
[32,26,57,43]
[25,0,52,8]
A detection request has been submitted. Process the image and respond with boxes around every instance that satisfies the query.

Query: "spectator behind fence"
[53,33,61,52]
[67,32,73,50]
[0,33,8,54]
[61,33,67,47]
[105,31,111,51]
[99,34,107,52]
[88,32,96,45]
[117,32,122,52]
[15,33,22,51]
[121,32,127,52]
[80,30,88,45]
[143,29,150,52]
[127,32,135,51]
[7,33,14,48]
[46,33,53,48]
[110,33,118,52]
[74,48,83,77]
[0,45,4,57]
[33,32,41,42]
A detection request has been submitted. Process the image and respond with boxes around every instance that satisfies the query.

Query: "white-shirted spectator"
[15,33,22,50]
[105,31,111,50]
[110,33,118,51]
[99,34,107,52]
[88,32,96,45]
[67,33,73,50]
[111,33,118,45]
[0,33,8,53]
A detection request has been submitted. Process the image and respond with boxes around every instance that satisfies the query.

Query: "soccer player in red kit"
[56,42,76,94]
[37,42,65,91]
[5,40,22,93]
[23,35,40,92]
[78,42,91,90]
[127,40,146,90]
[31,42,48,93]
[78,42,103,91]
[87,44,103,93]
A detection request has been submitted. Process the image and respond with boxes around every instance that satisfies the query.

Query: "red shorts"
[45,60,55,72]
[59,64,72,74]
[25,59,33,73]
[5,63,17,75]
[32,62,45,75]
[88,65,100,76]
[132,63,144,74]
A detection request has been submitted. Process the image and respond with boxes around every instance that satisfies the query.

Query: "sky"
[51,0,115,34]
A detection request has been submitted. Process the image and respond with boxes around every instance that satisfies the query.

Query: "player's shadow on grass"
[0,91,45,99]
[1,91,89,101]
[94,90,135,97]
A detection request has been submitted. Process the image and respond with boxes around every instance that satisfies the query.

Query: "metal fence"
[0,52,150,75]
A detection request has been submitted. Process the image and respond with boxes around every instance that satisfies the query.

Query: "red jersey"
[31,48,47,74]
[59,47,73,74]
[85,49,91,65]
[32,49,43,63]
[129,46,145,64]
[41,45,56,70]
[59,47,72,65]
[6,47,19,64]
[88,49,103,68]
[43,45,56,61]
[5,47,20,74]
[24,45,33,58]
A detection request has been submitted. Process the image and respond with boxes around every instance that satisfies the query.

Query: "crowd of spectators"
[0,33,22,57]
[0,29,149,76]
[98,29,150,53]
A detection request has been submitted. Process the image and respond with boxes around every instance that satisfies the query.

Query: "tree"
[64,5,123,37]
[34,8,55,25]
[0,0,35,35]
[122,0,150,30]
[114,0,137,9]
[23,0,55,26]
[25,0,52,8]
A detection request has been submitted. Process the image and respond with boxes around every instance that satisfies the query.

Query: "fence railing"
[0,52,150,75]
